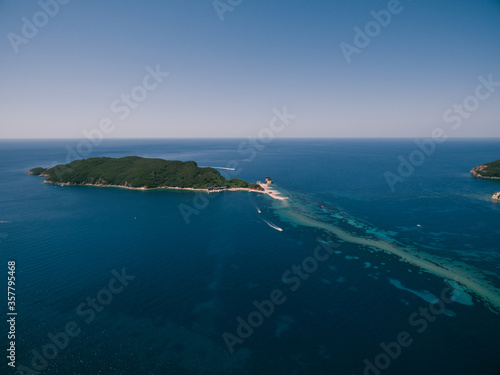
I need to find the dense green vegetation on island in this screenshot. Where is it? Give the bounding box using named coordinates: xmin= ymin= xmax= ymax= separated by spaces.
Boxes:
xmin=29 ymin=156 xmax=264 ymax=190
xmin=28 ymin=167 xmax=48 ymax=175
xmin=471 ymin=160 xmax=500 ymax=179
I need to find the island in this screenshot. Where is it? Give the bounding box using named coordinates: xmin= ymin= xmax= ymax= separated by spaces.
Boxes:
xmin=28 ymin=156 xmax=274 ymax=195
xmin=470 ymin=159 xmax=500 ymax=179
xmin=471 ymin=160 xmax=500 ymax=201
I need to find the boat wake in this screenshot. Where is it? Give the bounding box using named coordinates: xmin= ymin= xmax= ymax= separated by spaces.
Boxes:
xmin=263 ymin=219 xmax=283 ymax=232
xmin=199 ymin=166 xmax=236 ymax=171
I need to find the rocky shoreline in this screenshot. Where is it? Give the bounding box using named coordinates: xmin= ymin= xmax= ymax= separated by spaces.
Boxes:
xmin=470 ymin=164 xmax=500 ymax=201
xmin=470 ymin=164 xmax=500 ymax=179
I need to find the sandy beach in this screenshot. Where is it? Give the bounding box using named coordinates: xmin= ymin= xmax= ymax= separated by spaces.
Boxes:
xmin=257 ymin=183 xmax=289 ymax=200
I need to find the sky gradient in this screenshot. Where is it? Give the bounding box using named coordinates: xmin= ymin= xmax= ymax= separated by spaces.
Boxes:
xmin=1 ymin=0 xmax=499 ymax=138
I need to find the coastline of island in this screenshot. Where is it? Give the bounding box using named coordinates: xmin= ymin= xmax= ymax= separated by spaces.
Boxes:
xmin=38 ymin=178 xmax=289 ymax=201
xmin=257 ymin=181 xmax=288 ymax=200
xmin=470 ymin=160 xmax=500 ymax=201
xmin=470 ymin=164 xmax=500 ymax=180
xmin=28 ymin=156 xmax=289 ymax=201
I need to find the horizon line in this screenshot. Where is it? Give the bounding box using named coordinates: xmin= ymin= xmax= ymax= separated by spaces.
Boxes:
xmin=1 ymin=137 xmax=500 ymax=141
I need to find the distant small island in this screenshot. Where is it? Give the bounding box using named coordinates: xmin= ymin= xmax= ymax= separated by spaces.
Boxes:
xmin=471 ymin=160 xmax=500 ymax=201
xmin=470 ymin=160 xmax=500 ymax=179
xmin=28 ymin=156 xmax=276 ymax=195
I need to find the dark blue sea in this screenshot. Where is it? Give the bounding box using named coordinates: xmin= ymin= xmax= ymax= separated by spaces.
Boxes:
xmin=1 ymin=139 xmax=500 ymax=375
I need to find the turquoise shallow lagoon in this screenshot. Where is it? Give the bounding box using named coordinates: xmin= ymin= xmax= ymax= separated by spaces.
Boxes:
xmin=1 ymin=139 xmax=499 ymax=374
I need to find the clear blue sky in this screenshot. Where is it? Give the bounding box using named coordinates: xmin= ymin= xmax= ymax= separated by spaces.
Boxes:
xmin=1 ymin=0 xmax=499 ymax=138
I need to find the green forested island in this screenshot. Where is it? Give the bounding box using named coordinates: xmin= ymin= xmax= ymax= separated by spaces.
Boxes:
xmin=470 ymin=160 xmax=500 ymax=179
xmin=471 ymin=159 xmax=500 ymax=201
xmin=28 ymin=156 xmax=264 ymax=191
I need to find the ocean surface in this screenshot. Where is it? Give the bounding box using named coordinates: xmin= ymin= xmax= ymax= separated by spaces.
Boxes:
xmin=1 ymin=139 xmax=500 ymax=375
